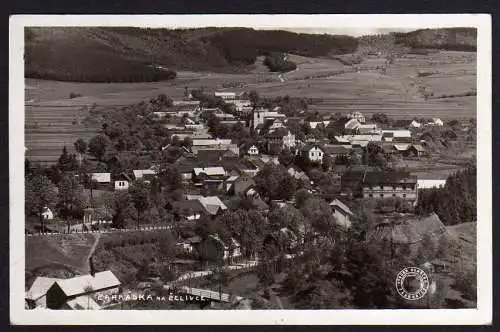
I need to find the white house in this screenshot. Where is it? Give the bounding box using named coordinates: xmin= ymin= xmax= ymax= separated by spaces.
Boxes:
xmin=114 ymin=173 xmax=131 ymax=191
xmin=417 ymin=179 xmax=447 ymax=189
xmin=302 ymin=146 xmax=324 ymax=163
xmin=41 ymin=206 xmax=54 ymax=220
xmin=344 ymin=118 xmax=361 ymax=131
xmin=91 ymin=173 xmax=111 ymax=184
xmin=410 ymin=120 xmax=422 ymax=128
xmin=432 ymin=118 xmax=444 ymax=126
xmin=248 ymin=145 xmax=259 ymax=156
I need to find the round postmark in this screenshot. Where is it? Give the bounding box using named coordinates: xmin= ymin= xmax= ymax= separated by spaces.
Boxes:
xmin=395 ymin=267 xmax=430 ymax=300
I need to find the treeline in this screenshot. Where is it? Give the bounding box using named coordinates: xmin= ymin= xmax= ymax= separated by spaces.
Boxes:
xmin=263 ymin=52 xmax=297 ymax=72
xmin=393 ymin=28 xmax=477 ymax=52
xmin=25 ymin=27 xmax=357 ymax=81
xmin=416 ymin=163 xmax=477 ymax=225
xmin=26 ymin=40 xmax=177 ymax=83
xmin=205 ymin=28 xmax=357 ymax=65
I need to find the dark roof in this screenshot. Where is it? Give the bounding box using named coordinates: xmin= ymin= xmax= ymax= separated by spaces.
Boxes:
xmin=171 ymin=200 xmax=206 ymax=216
xmin=392 ymin=120 xmax=412 ymax=128
xmin=323 ymin=145 xmax=350 ymax=155
xmin=265 ymin=128 xmax=290 ymax=139
xmin=363 ymin=171 xmax=417 ymax=185
xmin=234 ymin=175 xmax=256 ymax=195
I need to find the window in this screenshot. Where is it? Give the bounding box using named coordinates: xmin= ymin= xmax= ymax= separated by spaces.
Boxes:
xmin=379 ymin=185 xmax=383 ymax=190
xmin=380 ymin=194 xmax=384 ymax=198
xmin=369 ymin=194 xmax=373 ymax=198
xmin=402 ymin=185 xmax=406 ymax=190
xmin=392 ymin=193 xmax=396 ymax=197
xmin=403 ymin=194 xmax=407 ymax=198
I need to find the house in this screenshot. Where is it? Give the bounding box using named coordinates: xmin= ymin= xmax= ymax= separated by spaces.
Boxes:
xmin=214 ymin=91 xmax=236 ymax=101
xmin=407 ymin=144 xmax=425 ymax=157
xmin=186 ymin=195 xmax=228 ymax=216
xmin=171 ymin=199 xmax=206 ymax=221
xmin=382 ymin=130 xmax=412 ymax=142
xmin=247 ymin=145 xmax=259 ymax=156
xmin=45 ymin=271 xmax=121 ymax=310
xmin=233 ymin=99 xmax=253 ymax=114
xmin=417 ymin=179 xmax=446 ymax=189
xmin=253 ymin=109 xmax=286 ymax=130
xmin=192 ymin=167 xmax=227 ymax=185
xmin=251 ymin=197 xmax=270 ymax=213
xmin=132 ymin=169 xmax=156 ymax=183
xmin=225 ymin=174 xmax=258 ymax=197
xmin=410 ymin=120 xmax=422 ymax=129
xmin=301 ymin=146 xmax=324 ymax=163
xmin=308 ymin=120 xmax=331 ymax=130
xmin=287 ymin=165 xmax=311 ymax=182
xmin=344 ymin=118 xmax=361 ymax=132
xmin=265 ymin=128 xmax=296 ymax=151
xmin=361 ymin=171 xmax=418 ymax=204
xmin=26 ymin=277 xmax=61 ymax=309
xmin=329 ymin=198 xmax=354 ymax=229
xmin=347 ymin=111 xmax=366 ymax=123
xmin=357 ymin=123 xmax=378 ymax=134
xmin=41 ymin=206 xmax=54 ymax=220
xmin=393 ymin=144 xmax=411 ymax=154
xmin=197 ymin=234 xmax=242 ymax=262
xmin=432 ymin=118 xmax=444 ymax=126
xmin=323 ymin=145 xmax=351 ymax=159
xmin=114 ymin=172 xmax=131 ymax=191
xmin=91 ymin=173 xmax=111 ymax=188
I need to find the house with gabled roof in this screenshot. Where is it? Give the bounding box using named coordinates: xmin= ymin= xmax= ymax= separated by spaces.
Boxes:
xmin=26 ymin=276 xmax=61 ymax=309
xmin=45 ymin=271 xmax=121 ymax=310
xmin=329 ymin=198 xmax=354 ymax=229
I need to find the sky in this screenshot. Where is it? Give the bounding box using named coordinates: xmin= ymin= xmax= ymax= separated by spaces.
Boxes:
xmin=260 ymin=27 xmax=416 ymax=37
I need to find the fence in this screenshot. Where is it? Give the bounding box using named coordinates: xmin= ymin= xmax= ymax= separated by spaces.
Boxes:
xmin=26 ymin=225 xmax=172 ymax=237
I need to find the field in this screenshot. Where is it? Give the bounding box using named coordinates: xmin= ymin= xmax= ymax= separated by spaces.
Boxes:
xmin=25 ymin=50 xmax=476 ymax=164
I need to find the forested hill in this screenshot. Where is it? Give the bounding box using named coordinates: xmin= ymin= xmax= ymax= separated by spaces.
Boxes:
xmin=393 ymin=28 xmax=477 ymax=51
xmin=25 ymin=27 xmax=358 ymax=82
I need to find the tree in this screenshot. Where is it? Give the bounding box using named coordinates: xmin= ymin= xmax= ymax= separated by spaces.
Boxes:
xmin=277 ymin=173 xmax=297 ymax=201
xmin=88 ymin=134 xmax=110 ymax=162
xmin=129 ymin=181 xmax=150 ymax=229
xmin=112 ymin=191 xmax=136 ymax=228
xmin=57 ymin=146 xmax=78 ymax=172
xmin=295 ymin=188 xmax=312 ymax=209
xmin=248 ymin=90 xmax=259 ymax=106
xmin=322 ymin=153 xmax=333 ymax=171
xmin=58 ymin=173 xmax=87 ymax=232
xmin=74 ymin=138 xmax=88 ymax=155
xmin=25 ymin=174 xmax=58 ymax=232
xmin=300 ymin=197 xmax=337 ymax=240
xmin=278 ymin=148 xmax=295 ymax=167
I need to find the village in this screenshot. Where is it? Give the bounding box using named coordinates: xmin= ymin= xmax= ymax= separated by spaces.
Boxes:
xmin=25 ymin=86 xmax=477 ymax=310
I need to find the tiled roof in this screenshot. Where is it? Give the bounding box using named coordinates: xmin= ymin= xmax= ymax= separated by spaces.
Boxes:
xmin=363 ymin=171 xmax=417 ymax=185
xmin=193 ymin=167 xmax=226 ymax=176
xmin=329 ymin=198 xmax=353 ymax=216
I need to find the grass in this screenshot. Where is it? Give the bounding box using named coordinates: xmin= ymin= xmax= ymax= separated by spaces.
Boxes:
xmin=25 ymin=233 xmax=98 ymax=288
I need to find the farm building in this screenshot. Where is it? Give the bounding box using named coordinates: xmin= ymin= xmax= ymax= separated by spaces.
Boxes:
xmin=171 ymin=199 xmax=206 ymax=221
xmin=323 ymin=145 xmax=351 ymax=159
xmin=45 ymin=271 xmax=121 ymax=310
xmin=185 ymin=195 xmax=228 ymax=216
xmin=361 ymin=171 xmax=418 ymax=204
xmin=91 ymin=173 xmax=111 ymax=184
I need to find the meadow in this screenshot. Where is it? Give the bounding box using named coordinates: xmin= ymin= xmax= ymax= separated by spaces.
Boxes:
xmin=25 ymin=50 xmax=476 ymax=164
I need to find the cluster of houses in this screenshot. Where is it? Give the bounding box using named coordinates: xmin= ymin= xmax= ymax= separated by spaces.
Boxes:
xmin=65 ymin=92 xmax=450 ymax=263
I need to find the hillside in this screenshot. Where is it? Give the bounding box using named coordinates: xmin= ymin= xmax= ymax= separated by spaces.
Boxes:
xmin=393 ymin=28 xmax=477 ymax=51
xmin=25 ymin=27 xmax=358 ymax=82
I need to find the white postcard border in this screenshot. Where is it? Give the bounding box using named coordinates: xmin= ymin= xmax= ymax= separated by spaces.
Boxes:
xmin=10 ymin=14 xmax=492 ymax=325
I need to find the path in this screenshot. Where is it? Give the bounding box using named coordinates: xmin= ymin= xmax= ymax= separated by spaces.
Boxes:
xmin=85 ymin=232 xmax=101 ymax=273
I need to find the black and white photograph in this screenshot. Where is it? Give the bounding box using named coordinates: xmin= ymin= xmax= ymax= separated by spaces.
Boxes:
xmin=9 ymin=14 xmax=492 ymax=325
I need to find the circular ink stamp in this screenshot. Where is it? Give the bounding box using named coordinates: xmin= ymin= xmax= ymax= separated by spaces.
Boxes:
xmin=395 ymin=267 xmax=430 ymax=300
